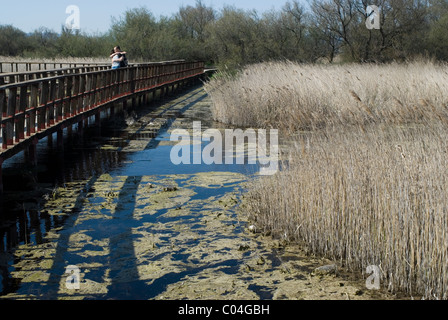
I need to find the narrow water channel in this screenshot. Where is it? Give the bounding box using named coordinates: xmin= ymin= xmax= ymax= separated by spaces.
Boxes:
xmin=0 ymin=85 xmax=387 ymax=300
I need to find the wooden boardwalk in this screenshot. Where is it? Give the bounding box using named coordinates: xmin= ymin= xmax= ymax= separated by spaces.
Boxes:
xmin=0 ymin=60 xmax=205 ymax=192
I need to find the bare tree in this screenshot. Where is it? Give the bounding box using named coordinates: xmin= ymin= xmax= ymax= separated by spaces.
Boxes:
xmin=177 ymin=0 xmax=216 ymax=43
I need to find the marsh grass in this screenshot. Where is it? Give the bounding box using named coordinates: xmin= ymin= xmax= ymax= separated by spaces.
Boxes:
xmin=205 ymin=60 xmax=448 ymax=299
xmin=205 ymin=60 xmax=448 ymax=132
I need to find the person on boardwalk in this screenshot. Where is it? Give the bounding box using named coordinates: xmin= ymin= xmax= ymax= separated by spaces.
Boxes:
xmin=110 ymin=46 xmax=128 ymax=69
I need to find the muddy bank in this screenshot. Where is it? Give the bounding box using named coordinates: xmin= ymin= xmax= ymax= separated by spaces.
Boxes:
xmin=0 ymin=86 xmax=399 ymax=300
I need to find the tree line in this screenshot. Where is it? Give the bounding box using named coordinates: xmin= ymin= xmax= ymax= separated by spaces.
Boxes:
xmin=1 ymin=0 xmax=448 ymax=67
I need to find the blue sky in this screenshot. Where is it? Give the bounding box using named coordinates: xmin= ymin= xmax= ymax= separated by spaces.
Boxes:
xmin=0 ymin=0 xmax=301 ymax=34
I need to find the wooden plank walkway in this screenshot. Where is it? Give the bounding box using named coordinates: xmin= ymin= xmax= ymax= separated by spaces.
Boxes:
xmin=0 ymin=60 xmax=205 ymax=192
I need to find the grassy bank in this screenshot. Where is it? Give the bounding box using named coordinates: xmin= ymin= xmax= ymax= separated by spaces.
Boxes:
xmin=204 ymin=61 xmax=448 ymax=300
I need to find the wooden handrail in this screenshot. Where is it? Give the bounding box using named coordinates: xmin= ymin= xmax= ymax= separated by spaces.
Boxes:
xmin=0 ymin=65 xmax=110 ymax=86
xmin=0 ymin=60 xmax=188 ymax=74
xmin=0 ymin=61 xmax=108 ymax=73
xmin=0 ymin=61 xmax=190 ymax=86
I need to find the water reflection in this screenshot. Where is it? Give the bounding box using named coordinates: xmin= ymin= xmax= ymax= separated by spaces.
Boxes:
xmin=0 ymin=110 xmax=130 ymax=295
xmin=0 ymin=85 xmax=266 ymax=299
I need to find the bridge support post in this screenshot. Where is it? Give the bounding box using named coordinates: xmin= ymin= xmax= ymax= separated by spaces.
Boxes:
xmin=27 ymin=138 xmax=38 ymax=167
xmin=78 ymin=118 xmax=84 ymax=139
xmin=47 ymin=133 xmax=53 ymax=147
xmin=0 ymin=157 xmax=3 ymax=194
xmin=95 ymin=110 xmax=101 ymax=128
xmin=110 ymin=103 xmax=115 ymax=117
xmin=57 ymin=128 xmax=64 ymax=150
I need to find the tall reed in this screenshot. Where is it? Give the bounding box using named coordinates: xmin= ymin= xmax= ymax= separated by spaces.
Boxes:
xmin=204 ymin=60 xmax=448 ymax=133
xmin=206 ymin=60 xmax=448 ymax=299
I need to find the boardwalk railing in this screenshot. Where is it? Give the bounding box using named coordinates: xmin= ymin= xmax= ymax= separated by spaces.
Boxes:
xmin=0 ymin=61 xmax=108 ymax=73
xmin=0 ymin=60 xmax=205 ymax=191
xmin=0 ymin=65 xmax=111 ymax=85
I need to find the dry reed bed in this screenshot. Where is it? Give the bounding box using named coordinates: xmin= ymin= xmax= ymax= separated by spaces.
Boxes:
xmin=205 ymin=61 xmax=448 ymax=299
xmin=205 ymin=61 xmax=448 ymax=132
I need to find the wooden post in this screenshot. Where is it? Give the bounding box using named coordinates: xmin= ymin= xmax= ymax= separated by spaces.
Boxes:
xmin=95 ymin=110 xmax=101 ymax=128
xmin=57 ymin=128 xmax=64 ymax=150
xmin=27 ymin=138 xmax=38 ymax=166
xmin=123 ymin=98 xmax=128 ymax=112
xmin=47 ymin=133 xmax=53 ymax=147
xmin=39 ymin=81 xmax=49 ymax=131
xmin=86 ymin=74 xmax=93 ymax=111
xmin=0 ymin=87 xmax=6 ymax=149
xmin=78 ymin=117 xmax=84 ymax=139
xmin=110 ymin=102 xmax=115 ymax=117
xmin=6 ymin=87 xmax=17 ymax=147
xmin=71 ymin=74 xmax=80 ymax=117
xmin=79 ymin=74 xmax=86 ymax=114
xmin=29 ymin=84 xmax=38 ymax=135
xmin=17 ymin=85 xmax=28 ymax=142
xmin=0 ymin=157 xmax=3 ymax=194
xmin=57 ymin=77 xmax=65 ymax=122
xmin=90 ymin=73 xmax=97 ymax=109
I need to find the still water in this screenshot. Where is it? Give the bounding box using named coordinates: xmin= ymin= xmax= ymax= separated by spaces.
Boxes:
xmin=0 ymin=85 xmax=265 ymax=299
xmin=0 ymin=85 xmax=387 ymax=301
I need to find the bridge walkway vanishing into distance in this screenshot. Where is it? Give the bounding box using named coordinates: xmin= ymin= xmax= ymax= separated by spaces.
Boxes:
xmin=0 ymin=60 xmax=206 ymax=192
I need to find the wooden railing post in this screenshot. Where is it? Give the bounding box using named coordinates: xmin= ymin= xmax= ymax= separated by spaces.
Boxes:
xmin=57 ymin=76 xmax=65 ymax=122
xmin=38 ymin=81 xmax=49 ymax=131
xmin=48 ymin=79 xmax=56 ymax=126
xmin=5 ymin=87 xmax=17 ymax=147
xmin=0 ymin=157 xmax=3 ymax=193
xmin=29 ymin=83 xmax=38 ymax=135
xmin=0 ymin=87 xmax=6 ymax=149
xmin=17 ymin=85 xmax=28 ymax=142
xmin=79 ymin=74 xmax=86 ymax=114
xmin=65 ymin=75 xmax=73 ymax=119
xmin=70 ymin=74 xmax=79 ymax=117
